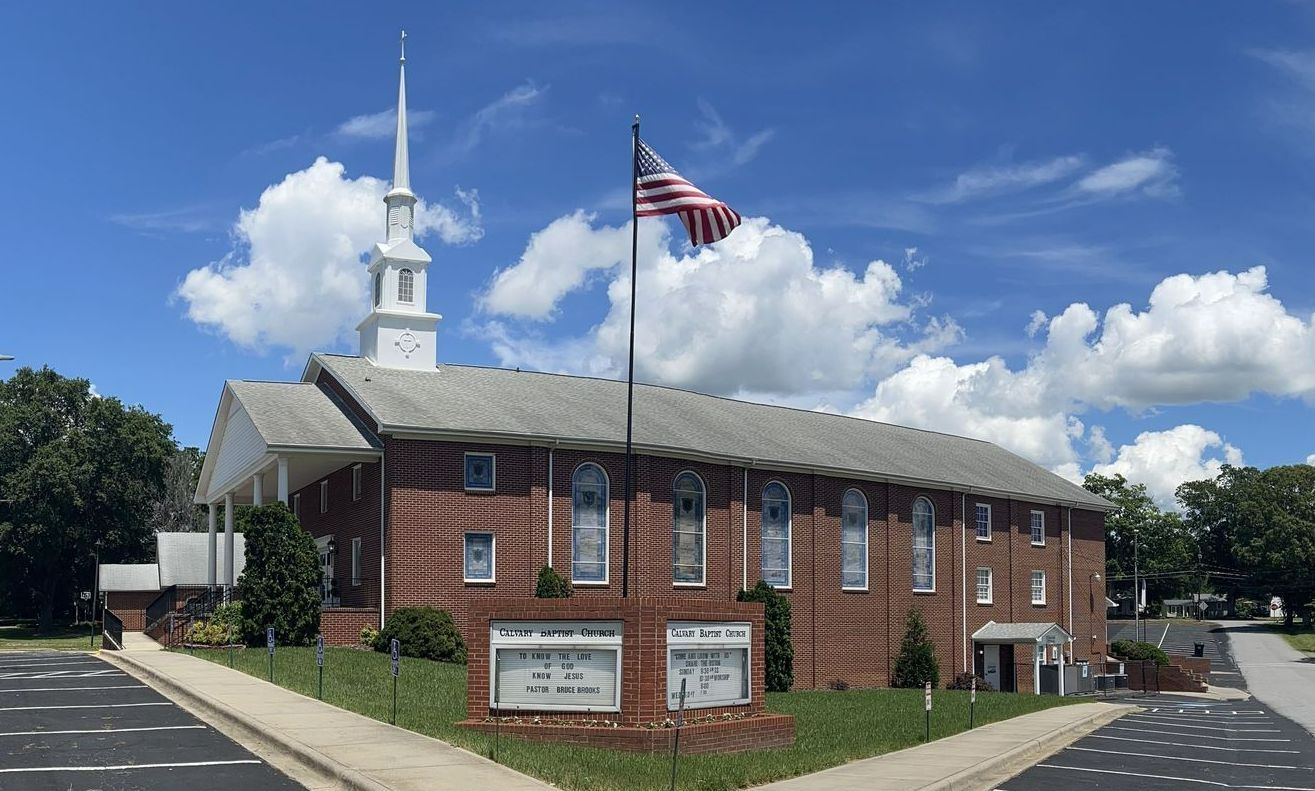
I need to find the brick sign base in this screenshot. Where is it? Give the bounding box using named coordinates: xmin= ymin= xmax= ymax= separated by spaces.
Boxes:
xmin=458 ymin=597 xmax=796 ymax=754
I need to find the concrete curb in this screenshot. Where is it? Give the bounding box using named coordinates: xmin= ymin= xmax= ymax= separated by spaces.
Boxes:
xmin=103 ymin=651 xmax=392 ymax=791
xmin=920 ymin=702 xmax=1137 ymax=791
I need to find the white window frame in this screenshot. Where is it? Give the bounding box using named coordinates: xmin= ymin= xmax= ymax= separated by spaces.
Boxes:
xmin=1030 ymin=510 xmax=1046 ymax=546
xmin=463 ymin=532 xmax=496 ymax=583
xmin=351 ymin=537 xmax=362 ymax=587
xmin=320 ymin=480 xmax=328 ymax=514
xmin=760 ymin=481 xmax=792 ymax=589
xmin=571 ymin=463 xmax=609 ymax=585
xmin=352 ymin=464 xmax=362 ymax=501
xmin=672 ymin=471 xmax=707 ymax=587
xmin=464 ymin=452 xmax=496 ymax=493
xmin=975 ymin=503 xmax=991 ymax=542
xmin=292 ymin=493 xmax=300 ymax=518
xmin=912 ymin=496 xmax=935 ymax=593
xmin=397 ymin=268 xmax=415 ymax=303
xmin=841 ymin=488 xmax=868 ymax=591
xmin=976 ymin=566 xmax=993 ymax=604
xmin=1031 ymin=569 xmax=1046 ymax=605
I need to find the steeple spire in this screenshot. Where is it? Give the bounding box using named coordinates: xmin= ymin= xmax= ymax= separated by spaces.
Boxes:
xmin=390 ymin=30 xmax=412 ymax=197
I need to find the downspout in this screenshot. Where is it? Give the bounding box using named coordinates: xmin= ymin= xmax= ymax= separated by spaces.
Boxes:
xmin=961 ymin=492 xmax=967 ymax=673
xmin=1066 ymin=506 xmax=1074 ymax=664
xmin=379 ymin=453 xmax=387 ymax=629
xmin=741 ymin=467 xmax=748 ymax=592
xmin=547 ymin=447 xmax=554 ymax=568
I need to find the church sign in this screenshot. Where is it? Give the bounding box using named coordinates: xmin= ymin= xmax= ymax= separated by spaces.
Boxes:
xmin=666 ymin=621 xmax=751 ymax=710
xmin=489 ymin=620 xmax=623 ymax=712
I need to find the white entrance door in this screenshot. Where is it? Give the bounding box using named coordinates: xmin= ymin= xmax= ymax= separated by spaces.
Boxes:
xmin=983 ymin=645 xmax=1001 ymax=691
xmin=316 ymin=536 xmax=336 ymax=606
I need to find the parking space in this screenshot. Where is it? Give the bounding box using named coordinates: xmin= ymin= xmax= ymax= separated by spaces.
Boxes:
xmin=1000 ymin=694 xmax=1315 ymax=790
xmin=1109 ymin=619 xmax=1246 ymax=687
xmin=0 ymin=650 xmax=303 ymax=791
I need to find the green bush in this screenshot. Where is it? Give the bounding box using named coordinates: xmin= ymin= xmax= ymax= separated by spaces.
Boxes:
xmin=376 ymin=607 xmax=466 ymax=664
xmin=1110 ymin=639 xmax=1170 ymax=666
xmin=946 ymin=671 xmax=993 ymax=691
xmin=892 ymin=608 xmax=939 ymax=688
xmin=234 ymin=504 xmax=322 ymax=647
xmin=359 ymin=624 xmax=380 ymax=649
xmin=184 ymin=603 xmax=242 ymax=646
xmin=737 ymin=580 xmax=793 ymax=692
xmin=534 ymin=566 xmax=573 ymax=598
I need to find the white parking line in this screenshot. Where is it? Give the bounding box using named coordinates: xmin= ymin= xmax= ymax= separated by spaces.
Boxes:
xmin=0 ymin=725 xmax=205 ymax=737
xmin=1087 ymin=733 xmax=1299 ymax=753
xmin=0 ymin=661 xmax=101 ymax=670
xmin=1036 ymin=764 xmax=1315 ymax=789
xmin=0 ymin=702 xmax=171 ymax=712
xmin=0 ymin=670 xmax=125 ymax=679
xmin=1066 ymin=746 xmax=1303 ymax=770
xmin=1158 ymin=623 xmax=1172 ymax=647
xmin=0 ymin=759 xmax=261 ymax=774
xmin=0 ymin=684 xmax=146 ymax=693
xmin=1123 ymin=716 xmax=1279 ymax=732
xmin=1104 ymin=725 xmax=1288 ymax=742
xmin=1136 ymin=712 xmax=1273 ymax=722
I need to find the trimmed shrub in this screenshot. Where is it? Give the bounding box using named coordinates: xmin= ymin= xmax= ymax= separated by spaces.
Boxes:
xmin=534 ymin=565 xmax=573 ymax=598
xmin=737 ymin=580 xmax=793 ymax=692
xmin=1110 ymin=639 xmax=1170 ymax=666
xmin=234 ymin=504 xmax=321 ymax=647
xmin=359 ymin=625 xmax=380 ymax=650
xmin=892 ymin=608 xmax=939 ymax=688
xmin=946 ymin=671 xmax=993 ymax=692
xmin=376 ymin=607 xmax=466 ymax=664
xmin=184 ymin=602 xmax=242 ymax=646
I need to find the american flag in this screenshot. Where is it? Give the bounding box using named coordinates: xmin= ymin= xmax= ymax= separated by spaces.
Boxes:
xmin=634 ymin=138 xmax=741 ymax=246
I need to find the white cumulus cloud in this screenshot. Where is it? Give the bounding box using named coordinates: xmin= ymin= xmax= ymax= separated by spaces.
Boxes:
xmin=1092 ymin=425 xmax=1244 ymax=510
xmin=176 ymin=157 xmax=481 ymax=355
xmin=480 ymin=214 xmax=958 ymax=397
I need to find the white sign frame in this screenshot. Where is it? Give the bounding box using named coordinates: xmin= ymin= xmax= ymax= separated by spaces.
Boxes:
xmin=489 ymin=620 xmax=624 ymax=713
xmin=666 ymin=621 xmax=752 ymax=711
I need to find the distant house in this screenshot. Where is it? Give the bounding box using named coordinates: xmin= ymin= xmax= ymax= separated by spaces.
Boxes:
xmin=1162 ymin=593 xmax=1230 ymax=619
xmin=98 ymin=533 xmax=246 ymax=631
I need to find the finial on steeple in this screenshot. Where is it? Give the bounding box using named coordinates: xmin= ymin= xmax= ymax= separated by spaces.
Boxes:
xmin=400 ymin=29 xmax=407 ymax=64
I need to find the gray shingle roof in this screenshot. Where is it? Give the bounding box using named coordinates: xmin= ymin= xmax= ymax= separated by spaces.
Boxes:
xmin=229 ymin=380 xmax=380 ymax=451
xmin=972 ymin=621 xmax=1073 ymax=643
xmin=98 ymin=564 xmax=160 ymax=592
xmin=157 ymin=532 xmax=246 ymax=587
xmin=310 ymin=354 xmax=1110 ymax=510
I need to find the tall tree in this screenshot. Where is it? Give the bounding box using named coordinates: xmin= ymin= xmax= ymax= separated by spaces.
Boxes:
xmin=0 ymin=367 xmax=173 ymax=631
xmin=149 ymin=447 xmax=206 ymax=532
xmin=1084 ymin=472 xmax=1195 ymax=592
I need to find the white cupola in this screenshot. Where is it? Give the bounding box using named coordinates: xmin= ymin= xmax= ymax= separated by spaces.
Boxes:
xmin=357 ymin=31 xmax=441 ymax=370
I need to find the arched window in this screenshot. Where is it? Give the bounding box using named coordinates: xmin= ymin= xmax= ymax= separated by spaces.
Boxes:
xmin=398 ymin=269 xmax=414 ymax=303
xmin=841 ymin=489 xmax=868 ymax=590
xmin=760 ymin=482 xmax=791 ymax=588
xmin=912 ymin=497 xmax=935 ymax=592
xmin=672 ymin=472 xmax=706 ymax=585
xmin=373 ymin=273 xmax=382 ymax=307
xmin=571 ymin=463 xmax=608 ymax=583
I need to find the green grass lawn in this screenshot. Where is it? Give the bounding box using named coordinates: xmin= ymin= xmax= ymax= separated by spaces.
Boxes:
xmin=185 ymin=645 xmax=1077 ymax=791
xmin=0 ymin=624 xmax=100 ymax=651
xmin=1264 ymin=623 xmax=1315 ymax=653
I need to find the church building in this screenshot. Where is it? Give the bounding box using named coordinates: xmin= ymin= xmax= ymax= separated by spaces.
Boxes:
xmin=194 ymin=44 xmax=1112 ymax=693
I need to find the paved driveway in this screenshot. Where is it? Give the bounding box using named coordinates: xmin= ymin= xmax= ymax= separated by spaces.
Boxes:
xmin=1001 ymin=694 xmax=1315 ymax=790
xmin=0 ymin=650 xmax=303 ymax=790
xmin=1219 ymin=620 xmax=1315 ymax=737
xmin=1109 ymin=619 xmax=1245 ymax=687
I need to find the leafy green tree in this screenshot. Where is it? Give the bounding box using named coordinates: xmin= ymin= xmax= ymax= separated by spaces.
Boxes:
xmin=737 ymin=580 xmax=794 ymax=692
xmin=1084 ymin=473 xmax=1196 ymax=598
xmin=891 ymin=608 xmax=939 ymax=688
xmin=235 ymin=504 xmax=321 ymax=646
xmin=534 ymin=565 xmax=572 ymax=598
xmin=0 ymin=367 xmax=173 ymax=631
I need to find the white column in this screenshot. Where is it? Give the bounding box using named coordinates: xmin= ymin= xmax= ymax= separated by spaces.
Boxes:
xmin=252 ymin=474 xmax=264 ymax=506
xmin=207 ymin=503 xmax=217 ymax=587
xmin=1058 ymin=646 xmax=1066 ymax=696
xmin=1034 ymin=645 xmax=1041 ymax=695
xmin=223 ymin=493 xmax=235 ymax=586
xmin=277 ymin=457 xmax=289 ymax=504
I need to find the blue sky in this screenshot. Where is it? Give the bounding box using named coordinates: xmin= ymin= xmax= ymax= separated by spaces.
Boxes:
xmin=3 ymin=3 xmax=1314 ymax=507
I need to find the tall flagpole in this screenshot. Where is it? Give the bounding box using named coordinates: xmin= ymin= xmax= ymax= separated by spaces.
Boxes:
xmin=621 ymin=114 xmax=640 ymax=598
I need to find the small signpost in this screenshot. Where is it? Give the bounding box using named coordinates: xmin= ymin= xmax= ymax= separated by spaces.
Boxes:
xmin=969 ymin=675 xmax=977 ymax=729
xmin=266 ymin=627 xmax=275 ymax=682
xmin=669 ymin=677 xmax=687 ymax=791
xmin=390 ymin=638 xmax=400 ymax=726
xmin=316 ymin=634 xmax=325 ymax=700
xmin=924 ymin=681 xmax=932 ymax=742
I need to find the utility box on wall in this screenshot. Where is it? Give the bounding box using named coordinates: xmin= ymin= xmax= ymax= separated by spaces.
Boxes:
xmin=460 ymin=597 xmax=795 ymax=754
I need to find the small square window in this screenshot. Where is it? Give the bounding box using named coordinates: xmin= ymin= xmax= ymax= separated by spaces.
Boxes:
xmin=352 ymin=464 xmax=362 ymax=501
xmin=292 ymin=493 xmax=300 ymax=518
xmin=465 ymin=453 xmax=495 ymax=492
xmin=320 ymin=480 xmax=329 ymax=514
xmin=1030 ymin=511 xmax=1045 ymax=546
xmin=464 ymin=532 xmax=495 ymax=582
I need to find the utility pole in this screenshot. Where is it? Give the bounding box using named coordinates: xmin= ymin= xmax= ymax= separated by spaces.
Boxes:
xmin=1133 ymin=530 xmax=1141 ymax=643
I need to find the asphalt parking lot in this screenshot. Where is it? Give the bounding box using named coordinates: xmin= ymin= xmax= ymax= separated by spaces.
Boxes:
xmin=1001 ymin=694 xmax=1315 ymax=790
xmin=0 ymin=650 xmax=303 ymax=791
xmin=1108 ymin=619 xmax=1245 ymax=687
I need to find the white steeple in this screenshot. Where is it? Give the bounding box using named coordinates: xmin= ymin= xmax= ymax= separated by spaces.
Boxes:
xmin=357 ymin=30 xmax=441 ymax=370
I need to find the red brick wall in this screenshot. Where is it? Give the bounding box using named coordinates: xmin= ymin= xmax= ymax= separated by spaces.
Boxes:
xmin=320 ymin=608 xmax=376 ymax=647
xmin=292 ymin=460 xmax=382 ymax=611
xmin=106 ymin=590 xmax=158 ymax=631
xmin=290 ymin=431 xmax=1106 ymax=692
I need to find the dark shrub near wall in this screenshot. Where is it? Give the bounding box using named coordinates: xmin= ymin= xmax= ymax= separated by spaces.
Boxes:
xmin=534 ymin=565 xmax=572 ymax=599
xmin=737 ymin=580 xmax=794 ymax=692
xmin=892 ymin=608 xmax=939 ymax=688
xmin=236 ymin=504 xmax=321 ymax=647
xmin=1111 ymin=639 xmax=1170 ymax=666
xmin=376 ymin=606 xmax=467 ymax=663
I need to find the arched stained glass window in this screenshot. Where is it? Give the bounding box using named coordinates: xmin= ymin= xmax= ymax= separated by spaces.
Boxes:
xmin=760 ymin=482 xmax=791 ymax=588
xmin=841 ymin=489 xmax=868 ymax=590
xmin=912 ymin=497 xmax=935 ymax=592
xmin=672 ymin=472 xmax=706 ymax=585
xmin=571 ymin=463 xmax=608 ymax=583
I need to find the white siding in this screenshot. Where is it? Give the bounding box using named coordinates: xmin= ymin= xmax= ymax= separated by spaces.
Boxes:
xmin=207 ymin=400 xmax=265 ymax=501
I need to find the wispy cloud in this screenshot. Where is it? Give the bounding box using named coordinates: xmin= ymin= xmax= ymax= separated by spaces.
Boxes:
xmin=110 ymin=205 xmax=220 ymax=234
xmin=917 ymin=155 xmax=1085 ymax=204
xmin=333 ymin=107 xmax=436 ymax=140
xmin=448 ymin=81 xmax=548 ymax=156
xmin=690 ymin=99 xmax=775 ymax=167
xmin=1075 ymin=147 xmax=1178 ymax=198
xmin=1250 ymin=48 xmax=1315 ymax=88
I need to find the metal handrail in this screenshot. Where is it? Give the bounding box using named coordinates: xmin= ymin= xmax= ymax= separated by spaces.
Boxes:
xmin=103 ymin=609 xmax=124 ymax=650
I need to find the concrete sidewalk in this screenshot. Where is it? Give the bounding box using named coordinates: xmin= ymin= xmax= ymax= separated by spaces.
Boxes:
xmin=102 ymin=640 xmax=550 ymax=791
xmin=749 ymin=700 xmax=1134 ymax=791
